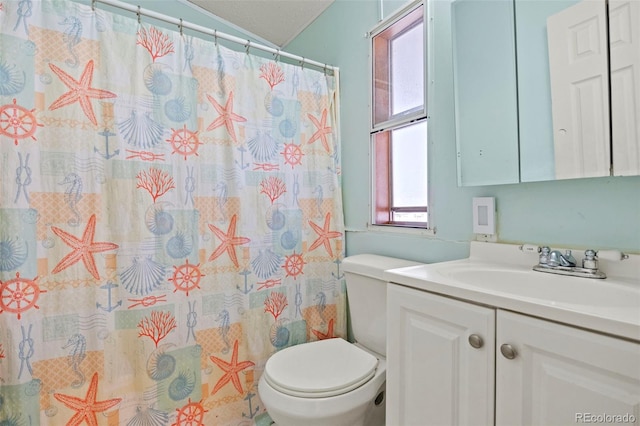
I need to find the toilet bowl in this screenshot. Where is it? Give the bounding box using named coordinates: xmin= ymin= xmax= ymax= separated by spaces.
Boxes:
xmin=258 ymin=339 xmax=386 ymax=426
xmin=258 ymin=254 xmax=422 ymax=426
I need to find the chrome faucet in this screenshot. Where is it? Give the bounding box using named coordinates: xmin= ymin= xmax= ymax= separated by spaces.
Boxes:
xmin=534 ymin=247 xmax=606 ymax=279
xmin=547 ymin=249 xmax=576 ymax=267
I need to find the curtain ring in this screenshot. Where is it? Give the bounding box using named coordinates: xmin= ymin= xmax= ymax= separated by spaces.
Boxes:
xmin=245 ymin=40 xmax=251 ymax=54
xmin=273 ymin=49 xmax=280 ymax=63
xmin=137 ymin=5 xmax=141 ymax=24
xmin=300 ymin=57 xmax=305 ymax=69
xmin=213 ymin=29 xmax=218 ymax=46
xmin=91 ymin=0 xmax=96 ymax=11
xmin=323 ymin=64 xmax=328 ymax=75
xmin=179 ymin=18 xmax=183 ymax=36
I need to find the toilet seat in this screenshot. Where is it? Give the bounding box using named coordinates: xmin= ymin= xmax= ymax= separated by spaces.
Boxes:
xmin=263 ymin=338 xmax=378 ymax=398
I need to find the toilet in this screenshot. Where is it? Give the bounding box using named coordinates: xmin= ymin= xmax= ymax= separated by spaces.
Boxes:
xmin=258 ymin=254 xmax=422 ymax=426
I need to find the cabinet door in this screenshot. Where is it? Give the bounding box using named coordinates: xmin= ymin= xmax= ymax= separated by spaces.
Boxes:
xmin=496 ymin=310 xmax=640 ymax=425
xmin=547 ymin=0 xmax=611 ymax=180
xmin=386 ymin=284 xmax=495 ymax=426
xmin=611 ymin=0 xmax=640 ymax=176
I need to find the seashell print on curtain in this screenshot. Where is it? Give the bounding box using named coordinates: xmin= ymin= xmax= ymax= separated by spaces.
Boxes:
xmin=0 ymin=0 xmax=346 ymax=424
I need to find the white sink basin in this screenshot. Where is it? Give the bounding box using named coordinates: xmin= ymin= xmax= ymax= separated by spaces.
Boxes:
xmin=383 ymin=242 xmax=640 ymax=341
xmin=431 ymin=262 xmax=640 ymax=308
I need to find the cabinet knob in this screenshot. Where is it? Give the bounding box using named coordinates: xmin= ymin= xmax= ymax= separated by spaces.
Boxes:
xmin=500 ymin=344 xmax=517 ymax=360
xmin=468 ymin=334 xmax=484 ymax=349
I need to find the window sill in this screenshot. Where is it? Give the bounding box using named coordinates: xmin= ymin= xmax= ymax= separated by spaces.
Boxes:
xmin=365 ymin=223 xmax=436 ymax=237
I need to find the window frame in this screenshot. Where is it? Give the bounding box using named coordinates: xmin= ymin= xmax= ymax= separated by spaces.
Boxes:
xmin=369 ymin=0 xmax=433 ymax=232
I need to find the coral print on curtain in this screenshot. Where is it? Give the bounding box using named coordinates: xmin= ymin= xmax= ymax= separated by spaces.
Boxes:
xmin=0 ymin=0 xmax=346 ymax=424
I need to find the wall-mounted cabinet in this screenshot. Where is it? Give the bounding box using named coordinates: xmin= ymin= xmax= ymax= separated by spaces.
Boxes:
xmin=452 ymin=0 xmax=640 ymax=185
xmin=452 ymin=0 xmax=520 ymax=186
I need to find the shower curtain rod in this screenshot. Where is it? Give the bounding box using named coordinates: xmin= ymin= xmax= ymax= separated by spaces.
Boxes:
xmin=92 ymin=0 xmax=336 ymax=73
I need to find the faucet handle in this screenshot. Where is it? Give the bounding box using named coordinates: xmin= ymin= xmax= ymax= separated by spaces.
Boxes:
xmin=562 ymin=250 xmax=577 ymax=267
xmin=538 ymin=246 xmax=551 ymax=266
xmin=583 ymin=249 xmax=598 ymax=270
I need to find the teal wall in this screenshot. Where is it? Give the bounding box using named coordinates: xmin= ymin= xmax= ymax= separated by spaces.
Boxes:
xmin=285 ymin=0 xmax=640 ymax=262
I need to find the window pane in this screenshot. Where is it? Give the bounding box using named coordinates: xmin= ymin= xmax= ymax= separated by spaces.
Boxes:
xmin=372 ymin=5 xmax=424 ymax=126
xmin=392 ymin=210 xmax=429 ymax=223
xmin=373 ymin=131 xmax=391 ymax=224
xmin=391 ymin=121 xmax=428 ymax=207
xmin=371 ymin=4 xmax=428 ymax=228
xmin=391 ymin=22 xmax=424 ymax=116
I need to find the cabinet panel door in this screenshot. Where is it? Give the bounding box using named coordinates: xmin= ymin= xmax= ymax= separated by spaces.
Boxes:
xmin=611 ymin=0 xmax=640 ymax=176
xmin=496 ymin=310 xmax=640 ymax=425
xmin=547 ymin=0 xmax=611 ymax=179
xmin=386 ymin=285 xmax=495 ymax=426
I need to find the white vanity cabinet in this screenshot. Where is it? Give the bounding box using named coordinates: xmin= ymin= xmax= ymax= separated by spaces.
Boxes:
xmin=386 ymin=284 xmax=496 ymax=426
xmin=497 ymin=310 xmax=640 ymax=425
xmin=386 ymin=284 xmax=640 ymax=426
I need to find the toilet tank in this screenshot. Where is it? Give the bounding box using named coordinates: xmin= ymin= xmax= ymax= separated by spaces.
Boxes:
xmin=342 ymin=255 xmax=423 ymax=356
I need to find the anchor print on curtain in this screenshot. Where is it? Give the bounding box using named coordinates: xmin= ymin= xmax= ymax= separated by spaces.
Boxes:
xmin=0 ymin=0 xmax=346 ymax=424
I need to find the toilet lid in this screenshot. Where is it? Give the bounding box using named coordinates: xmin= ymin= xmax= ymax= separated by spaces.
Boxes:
xmin=263 ymin=338 xmax=378 ymax=398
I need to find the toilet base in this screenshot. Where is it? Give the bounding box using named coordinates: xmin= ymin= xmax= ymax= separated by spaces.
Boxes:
xmin=363 ymin=381 xmax=386 ymax=426
xmin=261 ymin=379 xmax=386 ymax=426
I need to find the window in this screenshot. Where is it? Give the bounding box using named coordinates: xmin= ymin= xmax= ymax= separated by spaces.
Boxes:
xmin=371 ymin=1 xmax=429 ymax=228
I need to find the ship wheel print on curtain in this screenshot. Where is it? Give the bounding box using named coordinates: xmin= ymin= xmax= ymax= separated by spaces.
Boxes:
xmin=0 ymin=98 xmax=43 ymax=145
xmin=0 ymin=272 xmax=47 ymax=319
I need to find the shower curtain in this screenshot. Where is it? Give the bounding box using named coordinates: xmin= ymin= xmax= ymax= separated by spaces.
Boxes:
xmin=0 ymin=0 xmax=346 ymax=424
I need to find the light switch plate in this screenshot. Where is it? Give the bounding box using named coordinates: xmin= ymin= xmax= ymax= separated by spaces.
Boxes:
xmin=472 ymin=197 xmax=495 ymax=235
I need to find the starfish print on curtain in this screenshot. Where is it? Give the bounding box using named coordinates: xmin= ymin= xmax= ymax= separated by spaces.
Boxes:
xmin=206 ymin=92 xmax=247 ymax=143
xmin=209 ymin=340 xmax=255 ymax=395
xmin=48 ymin=60 xmax=117 ymax=125
xmin=53 ymin=372 xmax=122 ymax=426
xmin=208 ymin=214 xmax=251 ymax=268
xmin=50 ymin=214 xmax=119 ymax=280
xmin=307 ymin=109 xmax=332 ymax=153
xmin=308 ymin=212 xmax=342 ymax=258
xmin=312 ymin=318 xmax=336 ymax=340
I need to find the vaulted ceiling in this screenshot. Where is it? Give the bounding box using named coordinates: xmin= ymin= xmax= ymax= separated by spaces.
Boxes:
xmin=187 ymin=0 xmax=334 ymax=47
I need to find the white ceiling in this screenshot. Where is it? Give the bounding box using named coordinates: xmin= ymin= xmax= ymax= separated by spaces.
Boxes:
xmin=187 ymin=0 xmax=334 ymax=47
